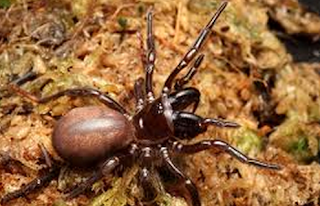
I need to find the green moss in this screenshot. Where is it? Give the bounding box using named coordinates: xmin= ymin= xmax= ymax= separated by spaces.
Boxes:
xmin=89 ymin=178 xmax=127 ymax=206
xmin=0 ymin=0 xmax=11 ymax=8
xmin=270 ymin=117 xmax=317 ymax=164
xmin=52 ymin=199 xmax=68 ymax=206
xmin=287 ymin=135 xmax=314 ymax=163
xmin=288 ymin=136 xmax=308 ymax=153
xmin=118 ymin=17 xmax=128 ymax=30
xmin=233 ymin=127 xmax=262 ymax=154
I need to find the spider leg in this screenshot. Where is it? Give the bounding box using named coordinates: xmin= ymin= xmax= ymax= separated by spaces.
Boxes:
xmin=145 ymin=9 xmax=156 ymax=103
xmin=169 ymin=88 xmax=200 ymax=113
xmin=174 ymin=54 xmax=204 ymax=91
xmin=134 ymin=77 xmax=145 ymax=111
xmin=11 ymin=70 xmax=38 ymax=86
xmin=171 ymin=140 xmax=281 ymax=170
xmin=172 ymin=111 xmax=239 ymax=140
xmin=139 ymin=167 xmax=158 ymax=203
xmin=138 ymin=147 xmax=158 ymax=203
xmin=66 ymin=170 xmax=103 ymax=199
xmin=9 ymin=83 xmax=128 ymax=115
xmin=137 ymin=32 xmax=147 ymax=68
xmin=38 ymin=143 xmax=53 ymax=168
xmin=1 ymin=165 xmax=61 ymax=204
xmin=163 ymin=2 xmax=228 ymax=94
xmin=1 ymin=144 xmax=61 ymax=204
xmin=160 ymin=147 xmax=201 ymax=206
xmin=68 ymin=144 xmax=138 ymax=199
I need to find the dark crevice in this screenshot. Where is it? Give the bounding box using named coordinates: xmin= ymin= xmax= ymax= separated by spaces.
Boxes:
xmin=267 ymin=14 xmax=320 ymax=63
xmin=252 ymin=70 xmax=286 ymax=130
xmin=298 ymin=0 xmax=320 ymax=15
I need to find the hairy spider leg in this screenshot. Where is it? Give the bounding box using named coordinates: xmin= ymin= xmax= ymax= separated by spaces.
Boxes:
xmin=163 ymin=1 xmax=228 ymax=94
xmin=145 ymin=9 xmax=156 ymax=103
xmin=9 ymin=83 xmax=128 ymax=115
xmin=174 ymin=54 xmax=205 ymax=90
xmin=172 ymin=141 xmax=280 ymax=169
xmin=134 ymin=77 xmax=145 ymax=111
xmin=160 ymin=147 xmax=201 ymax=206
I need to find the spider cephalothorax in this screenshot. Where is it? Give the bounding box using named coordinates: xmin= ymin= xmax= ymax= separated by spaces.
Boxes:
xmin=2 ymin=2 xmax=280 ymax=206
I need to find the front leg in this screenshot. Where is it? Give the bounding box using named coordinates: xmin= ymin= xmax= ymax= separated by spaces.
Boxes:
xmin=162 ymin=2 xmax=228 ymax=94
xmin=134 ymin=77 xmax=145 ymax=112
xmin=171 ymin=140 xmax=280 ymax=169
xmin=145 ymin=9 xmax=156 ymax=103
xmin=174 ymin=54 xmax=204 ymax=91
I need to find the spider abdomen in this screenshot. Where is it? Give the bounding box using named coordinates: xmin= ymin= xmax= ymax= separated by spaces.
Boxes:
xmin=52 ymin=106 xmax=134 ymax=166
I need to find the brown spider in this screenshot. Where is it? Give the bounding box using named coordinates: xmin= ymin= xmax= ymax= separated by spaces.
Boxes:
xmin=1 ymin=2 xmax=280 ymax=205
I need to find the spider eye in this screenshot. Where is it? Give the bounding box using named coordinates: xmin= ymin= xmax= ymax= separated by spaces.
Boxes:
xmin=156 ymin=103 xmax=163 ymax=114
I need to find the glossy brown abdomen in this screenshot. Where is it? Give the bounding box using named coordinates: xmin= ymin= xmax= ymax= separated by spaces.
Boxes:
xmin=52 ymin=106 xmax=134 ymax=166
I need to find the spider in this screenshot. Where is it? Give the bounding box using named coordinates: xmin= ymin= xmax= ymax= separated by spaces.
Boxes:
xmin=1 ymin=2 xmax=280 ymax=205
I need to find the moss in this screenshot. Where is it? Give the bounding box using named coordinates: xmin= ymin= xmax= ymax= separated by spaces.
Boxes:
xmin=117 ymin=17 xmax=128 ymax=30
xmin=89 ymin=178 xmax=128 ymax=206
xmin=270 ymin=117 xmax=318 ymax=164
xmin=52 ymin=199 xmax=68 ymax=206
xmin=0 ymin=0 xmax=11 ymax=8
xmin=287 ymin=135 xmax=314 ymax=164
xmin=232 ymin=127 xmax=262 ymax=155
